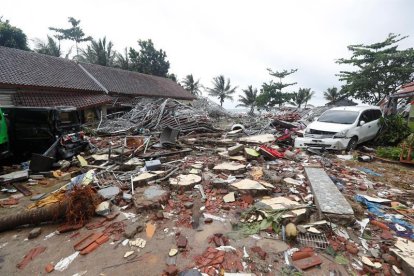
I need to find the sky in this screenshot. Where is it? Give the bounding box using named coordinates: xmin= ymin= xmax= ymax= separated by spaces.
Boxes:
xmin=2 ymin=0 xmax=414 ymax=108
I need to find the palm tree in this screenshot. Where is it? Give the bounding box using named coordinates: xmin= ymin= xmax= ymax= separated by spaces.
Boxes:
xmin=301 ymin=88 xmax=315 ymax=108
xmin=181 ymin=74 xmax=202 ymax=96
xmin=237 ymin=85 xmax=258 ymax=115
xmin=291 ymin=88 xmax=314 ymax=108
xmin=207 ymin=75 xmax=237 ymax=107
xmin=34 ymin=36 xmax=62 ymax=57
xmin=115 ymin=47 xmax=130 ymax=70
xmin=78 ymin=37 xmax=115 ymax=66
xmin=323 ymin=87 xmax=339 ymax=103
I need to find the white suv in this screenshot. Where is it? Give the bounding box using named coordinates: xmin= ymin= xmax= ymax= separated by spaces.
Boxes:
xmin=295 ymin=106 xmax=382 ymax=151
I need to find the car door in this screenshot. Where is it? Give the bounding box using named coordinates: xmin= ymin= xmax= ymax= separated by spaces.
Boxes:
xmin=357 ymin=110 xmax=372 ymax=142
xmin=363 ymin=110 xmax=378 ymax=140
xmin=367 ymin=109 xmax=382 ymax=139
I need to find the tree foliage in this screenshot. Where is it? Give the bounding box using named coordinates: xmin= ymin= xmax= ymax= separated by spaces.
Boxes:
xmin=114 ymin=47 xmax=130 ymax=70
xmin=257 ymin=68 xmax=297 ymax=109
xmin=0 ymin=18 xmax=29 ymax=50
xmin=34 ymin=36 xmax=63 ymax=57
xmin=337 ymin=33 xmax=414 ymax=104
xmin=237 ymin=85 xmax=258 ymax=115
xmin=323 ymin=86 xmax=341 ymax=102
xmin=292 ymin=88 xmax=314 ymax=108
xmin=78 ymin=37 xmax=115 ymax=66
xmin=374 ymin=115 xmax=411 ymax=146
xmin=49 ymin=17 xmax=92 ymax=56
xmin=207 ymin=75 xmax=237 ymax=107
xmin=167 ymin=73 xmax=178 ymax=83
xmin=129 ymin=39 xmax=170 ymax=77
xmin=182 ymin=74 xmax=202 ymax=96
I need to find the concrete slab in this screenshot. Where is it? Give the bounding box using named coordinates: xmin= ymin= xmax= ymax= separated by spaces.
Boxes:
xmin=305 ymin=167 xmax=354 ymax=222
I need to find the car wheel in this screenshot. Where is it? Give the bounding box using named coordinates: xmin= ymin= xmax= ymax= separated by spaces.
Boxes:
xmin=346 ymin=137 xmax=358 ymax=152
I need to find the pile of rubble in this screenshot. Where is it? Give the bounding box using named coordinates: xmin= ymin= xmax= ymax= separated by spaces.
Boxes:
xmin=0 ymin=103 xmax=413 ymax=276
xmin=97 ymin=98 xmax=221 ymax=135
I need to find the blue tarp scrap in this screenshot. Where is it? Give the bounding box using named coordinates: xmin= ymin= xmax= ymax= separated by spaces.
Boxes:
xmin=357 ymin=167 xmax=383 ymax=177
xmin=355 ymin=194 xmax=414 ymax=239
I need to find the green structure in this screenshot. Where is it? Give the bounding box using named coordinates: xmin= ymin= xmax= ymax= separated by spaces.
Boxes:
xmin=0 ymin=108 xmax=9 ymax=155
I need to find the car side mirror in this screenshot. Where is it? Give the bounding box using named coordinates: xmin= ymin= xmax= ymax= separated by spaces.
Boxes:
xmin=359 ymin=120 xmax=365 ymax=126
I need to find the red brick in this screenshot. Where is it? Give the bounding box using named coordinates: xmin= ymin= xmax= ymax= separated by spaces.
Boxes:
xmin=177 ymin=235 xmax=188 ymax=248
xmin=164 ymin=265 xmax=178 ymax=276
xmin=381 ymin=230 xmax=394 ymax=240
xmin=292 ymin=251 xmax=313 ymax=261
xmin=74 ymin=232 xmax=104 ymax=251
xmin=346 ymin=243 xmax=359 ymax=255
xmin=80 ymin=241 xmax=99 ymax=255
xmin=96 ymin=234 xmax=109 ymax=245
xmin=293 ymin=255 xmax=323 ymax=270
xmin=251 ymin=246 xmax=267 ymax=260
xmin=45 ymin=263 xmax=54 ymax=273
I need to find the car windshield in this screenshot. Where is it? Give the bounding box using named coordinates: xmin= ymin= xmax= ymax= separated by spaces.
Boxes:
xmin=318 ymin=110 xmax=359 ymax=124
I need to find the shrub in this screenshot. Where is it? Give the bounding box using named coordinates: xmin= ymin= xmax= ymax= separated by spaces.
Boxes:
xmin=374 ymin=115 xmax=411 ymax=146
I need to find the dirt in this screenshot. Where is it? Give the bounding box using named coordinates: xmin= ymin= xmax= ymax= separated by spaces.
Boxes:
xmin=344 ymin=158 xmax=414 ymax=190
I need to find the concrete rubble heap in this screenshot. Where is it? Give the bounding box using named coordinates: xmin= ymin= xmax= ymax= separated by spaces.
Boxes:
xmin=0 ymin=101 xmax=413 ymax=276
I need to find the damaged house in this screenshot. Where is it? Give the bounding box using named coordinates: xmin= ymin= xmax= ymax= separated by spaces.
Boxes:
xmin=0 ymin=46 xmax=194 ymax=123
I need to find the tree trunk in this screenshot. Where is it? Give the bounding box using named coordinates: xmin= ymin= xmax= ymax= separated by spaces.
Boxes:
xmin=250 ymin=106 xmax=254 ymax=116
xmin=0 ymin=201 xmax=67 ymax=232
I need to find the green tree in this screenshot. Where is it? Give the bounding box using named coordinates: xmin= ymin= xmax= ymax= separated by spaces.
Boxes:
xmin=237 ymin=85 xmax=258 ymax=115
xmin=323 ymin=86 xmax=340 ymax=102
xmin=78 ymin=37 xmax=115 ymax=66
xmin=292 ymin=88 xmax=314 ymax=108
xmin=337 ymin=33 xmax=414 ymax=104
xmin=0 ymin=18 xmax=29 ymax=50
xmin=256 ymin=69 xmax=297 ymax=109
xmin=49 ymin=17 xmax=92 ymax=56
xmin=129 ymin=39 xmax=170 ymax=77
xmin=34 ymin=36 xmax=62 ymax=57
xmin=115 ymin=47 xmax=130 ymax=70
xmin=207 ymin=75 xmax=237 ymax=107
xmin=167 ymin=73 xmax=178 ymax=83
xmin=182 ymin=74 xmax=202 ymax=96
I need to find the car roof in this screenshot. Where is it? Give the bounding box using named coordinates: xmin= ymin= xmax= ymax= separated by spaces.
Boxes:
xmin=328 ymin=106 xmax=381 ymax=112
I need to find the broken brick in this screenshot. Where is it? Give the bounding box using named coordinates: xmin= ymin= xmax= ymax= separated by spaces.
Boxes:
xmin=382 ymin=253 xmax=398 ymax=266
xmin=346 ymin=243 xmax=359 ymax=255
xmin=381 ymin=230 xmax=395 ymax=240
xmin=45 ymin=263 xmax=54 ymax=273
xmin=251 ymin=246 xmax=267 ymax=260
xmin=164 ymin=264 xmax=178 ymax=276
xmin=96 ymin=234 xmax=110 ymax=245
xmin=80 ymin=241 xmax=100 ymax=255
xmin=17 ymin=246 xmax=47 ymax=270
xmin=28 ymin=227 xmax=42 ymax=239
xmin=293 ymin=255 xmax=323 ymax=270
xmin=241 ymin=194 xmax=254 ymax=204
xmin=177 ymin=235 xmax=188 ymax=248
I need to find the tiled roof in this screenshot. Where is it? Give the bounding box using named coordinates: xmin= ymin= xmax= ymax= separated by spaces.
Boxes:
xmin=13 ymin=90 xmax=113 ymax=110
xmin=0 ymin=46 xmax=195 ymax=100
xmin=79 ymin=63 xmax=195 ymax=100
xmin=0 ymin=46 xmax=104 ymax=92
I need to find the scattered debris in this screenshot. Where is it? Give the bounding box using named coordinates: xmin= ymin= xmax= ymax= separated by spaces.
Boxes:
xmin=0 ymin=103 xmax=413 ymax=275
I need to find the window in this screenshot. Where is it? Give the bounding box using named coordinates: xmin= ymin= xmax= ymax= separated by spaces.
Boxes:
xmin=318 ymin=110 xmax=359 ymax=124
xmin=359 ymin=111 xmax=370 ymax=123
xmin=371 ymin=110 xmax=382 ymax=121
